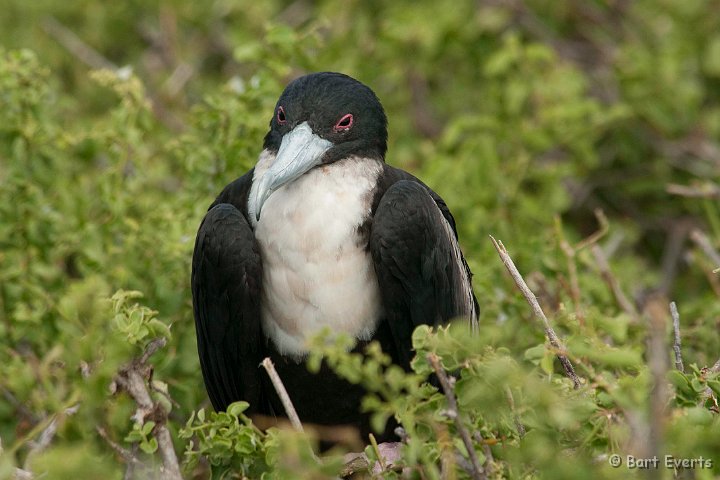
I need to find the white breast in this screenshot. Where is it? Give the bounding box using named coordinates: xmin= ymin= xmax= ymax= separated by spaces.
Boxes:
xmin=252 ymin=152 xmax=384 ymax=358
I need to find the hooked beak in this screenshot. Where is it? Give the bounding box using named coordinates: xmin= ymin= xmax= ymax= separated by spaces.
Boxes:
xmin=248 ymin=122 xmax=333 ymax=222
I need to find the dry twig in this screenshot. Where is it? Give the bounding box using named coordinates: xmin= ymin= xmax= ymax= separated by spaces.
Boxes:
xmin=667 ymin=183 xmax=720 ymax=199
xmin=690 ymin=229 xmax=720 ymax=268
xmin=97 ymin=425 xmax=145 ymax=480
xmin=340 ymin=442 xmax=403 ymax=478
xmin=504 ymin=386 xmax=525 ymax=438
xmin=41 ymin=16 xmax=117 ymax=70
xmin=340 ymin=452 xmax=371 ymax=477
xmin=592 ymin=244 xmax=639 ymax=320
xmin=259 ymin=358 xmax=404 ymax=477
xmin=435 ymin=424 xmax=457 ymax=480
xmin=490 ymin=236 xmax=582 ymax=389
xmin=481 ymin=444 xmax=495 ymax=477
xmin=670 ymin=302 xmax=684 ymax=373
xmin=699 ymin=358 xmax=720 ymax=410
xmin=554 ymin=210 xmax=609 ymax=326
xmin=110 ymin=338 xmax=182 ymax=480
xmin=645 ymin=298 xmax=669 ymax=469
xmin=260 ymin=358 xmax=304 ymax=433
xmin=96 ymin=426 xmax=140 ymax=464
xmin=428 ymin=353 xmax=486 ymax=480
xmin=689 ymin=229 xmax=720 ymax=296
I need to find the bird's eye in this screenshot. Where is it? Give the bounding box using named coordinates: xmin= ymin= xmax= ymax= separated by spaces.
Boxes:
xmin=333 ymin=113 xmax=353 ymax=132
xmin=277 ymin=106 xmax=287 ymax=125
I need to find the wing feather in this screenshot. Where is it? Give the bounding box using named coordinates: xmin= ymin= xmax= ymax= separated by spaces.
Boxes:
xmin=369 ymin=179 xmax=478 ymax=367
xmin=191 ymin=202 xmax=265 ymax=412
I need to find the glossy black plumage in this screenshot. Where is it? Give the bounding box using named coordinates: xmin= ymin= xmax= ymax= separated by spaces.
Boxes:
xmin=191 ymin=72 xmax=478 ymax=441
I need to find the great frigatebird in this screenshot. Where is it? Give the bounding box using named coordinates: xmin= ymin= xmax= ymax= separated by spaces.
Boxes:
xmin=192 ymin=72 xmax=478 ymax=441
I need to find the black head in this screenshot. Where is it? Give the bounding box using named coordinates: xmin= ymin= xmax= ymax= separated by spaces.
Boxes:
xmin=262 ymin=72 xmax=388 ymax=162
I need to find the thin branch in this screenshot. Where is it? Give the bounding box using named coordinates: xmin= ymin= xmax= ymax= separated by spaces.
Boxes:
xmin=504 ymin=386 xmax=525 ymax=438
xmin=554 ymin=210 xmax=608 ymax=327
xmin=2 ymin=387 xmax=39 ymax=425
xmin=260 ymin=358 xmax=304 ymax=433
xmin=340 ymin=442 xmax=403 ymax=478
xmin=699 ymin=357 xmax=720 ymax=410
xmin=481 ymin=444 xmax=495 ymax=478
xmin=592 ymin=244 xmax=639 ymax=320
xmin=645 ymin=298 xmax=669 ymax=468
xmin=14 ymin=468 xmax=33 ymax=480
xmin=690 ymin=229 xmax=720 ymax=268
xmin=670 ymin=302 xmax=684 ymax=373
xmin=667 ymin=182 xmax=720 ymax=199
xmin=340 ymin=452 xmax=371 ymax=478
xmin=41 ymin=16 xmax=117 ymax=70
xmin=575 ymin=209 xmax=609 ymax=251
xmin=490 ymin=235 xmax=582 ymax=389
xmin=96 ymin=426 xmax=143 ymax=466
xmin=428 ymin=353 xmax=486 ymax=480
xmin=658 ymin=221 xmax=691 ymax=296
xmin=556 ymin=227 xmax=584 ymax=326
xmin=15 ymin=404 xmax=79 ymax=479
xmin=369 ymin=433 xmax=386 ymax=472
xmin=110 ymin=338 xmax=182 ymax=480
xmin=712 ymin=358 xmax=720 ymax=373
xmin=435 ymin=424 xmax=456 ymax=480
xmin=140 ymin=337 xmax=167 ymax=365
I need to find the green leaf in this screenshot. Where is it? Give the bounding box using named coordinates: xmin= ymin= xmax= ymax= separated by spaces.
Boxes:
xmin=227 ymin=401 xmax=250 ymax=417
xmin=140 ymin=438 xmax=158 ymax=454
xmin=141 ymin=421 xmax=156 ymax=436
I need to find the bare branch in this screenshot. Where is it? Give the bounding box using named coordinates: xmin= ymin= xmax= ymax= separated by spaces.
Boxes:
xmin=111 ymin=338 xmax=182 ymax=480
xmin=41 ymin=16 xmax=117 ymax=70
xmin=575 ymin=209 xmax=609 ymax=251
xmin=162 ymin=63 xmax=194 ymax=98
xmin=14 ymin=468 xmax=33 ymax=480
xmin=21 ymin=404 xmax=80 ymax=475
xmin=557 ymin=228 xmax=584 ymax=326
xmin=698 ymin=357 xmax=720 ymax=409
xmin=428 ymin=353 xmax=486 ymax=480
xmin=340 ymin=452 xmax=371 ymax=477
xmin=436 ymin=424 xmax=456 ymax=480
xmin=490 ymin=235 xmax=582 ymax=389
xmin=96 ymin=426 xmax=143 ymax=466
xmin=645 ymin=298 xmax=669 ymax=467
xmin=260 ymin=358 xmax=304 ymax=434
xmin=140 ymin=337 xmax=167 ymax=365
xmin=690 ymin=229 xmax=720 ymax=268
xmin=592 ymin=244 xmax=639 ymax=320
xmin=670 ymin=302 xmax=684 ymax=373
xmin=2 ymin=387 xmax=39 ymax=425
xmin=481 ymin=443 xmax=495 ymax=478
xmin=667 ymin=182 xmax=720 ymax=199
xmin=554 ymin=210 xmax=608 ymax=326
xmin=340 ymin=442 xmax=403 ymax=478
xmin=504 ymin=386 xmax=525 ymax=438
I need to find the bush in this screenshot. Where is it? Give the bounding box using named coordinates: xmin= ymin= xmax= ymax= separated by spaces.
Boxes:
xmin=1 ymin=2 xmax=719 ymax=478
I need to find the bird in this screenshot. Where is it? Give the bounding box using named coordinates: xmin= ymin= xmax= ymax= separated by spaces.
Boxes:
xmin=191 ymin=72 xmax=478 ymax=442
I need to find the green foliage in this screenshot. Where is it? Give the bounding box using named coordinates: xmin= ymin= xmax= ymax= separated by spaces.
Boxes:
xmin=180 ymin=402 xmax=271 ymax=477
xmin=111 ymin=290 xmax=171 ymax=346
xmin=125 ymin=420 xmax=159 ymax=455
xmin=1 ymin=1 xmax=720 ymax=478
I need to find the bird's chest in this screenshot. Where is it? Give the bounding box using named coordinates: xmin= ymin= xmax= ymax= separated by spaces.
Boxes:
xmin=253 ymin=159 xmax=384 ymax=357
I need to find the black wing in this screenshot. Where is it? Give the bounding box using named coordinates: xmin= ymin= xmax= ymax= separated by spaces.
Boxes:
xmin=191 ymin=171 xmax=266 ymax=412
xmin=369 ymin=175 xmax=478 ymax=368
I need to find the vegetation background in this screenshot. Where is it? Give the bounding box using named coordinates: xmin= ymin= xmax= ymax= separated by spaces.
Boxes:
xmin=1 ymin=0 xmax=719 ymax=478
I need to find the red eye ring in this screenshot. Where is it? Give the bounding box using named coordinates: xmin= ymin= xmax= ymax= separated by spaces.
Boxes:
xmin=277 ymin=106 xmax=287 ymax=125
xmin=333 ymin=113 xmax=353 ymax=132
